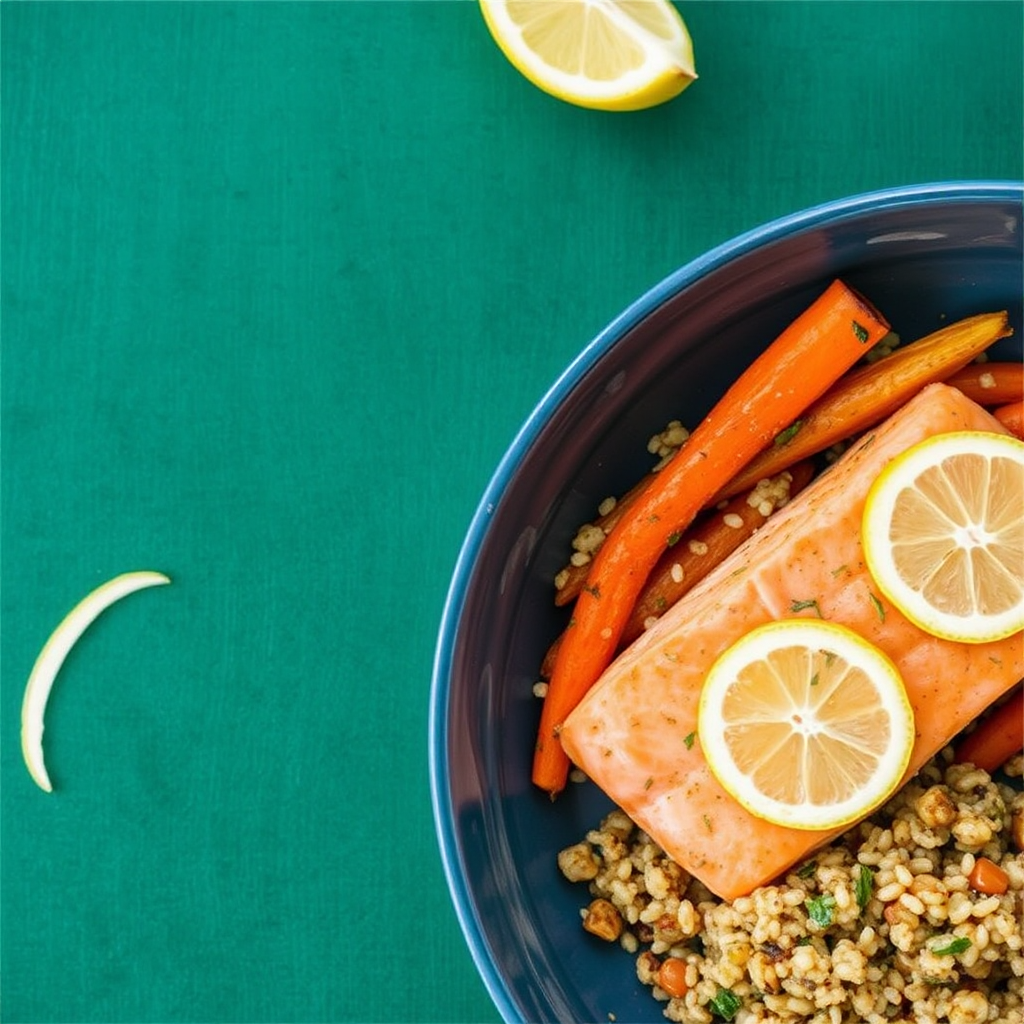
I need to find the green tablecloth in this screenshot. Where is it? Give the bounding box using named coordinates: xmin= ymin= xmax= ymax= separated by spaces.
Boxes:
xmin=2 ymin=3 xmax=1021 ymax=1021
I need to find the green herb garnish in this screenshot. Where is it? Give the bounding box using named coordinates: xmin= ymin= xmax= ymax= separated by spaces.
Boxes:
xmin=805 ymin=893 xmax=837 ymax=928
xmin=684 ymin=731 xmax=696 ymax=750
xmin=855 ymin=865 xmax=873 ymax=909
xmin=852 ymin=320 xmax=870 ymax=343
xmin=809 ymin=672 xmax=820 ymax=687
xmin=868 ymin=592 xmax=885 ymax=622
xmin=774 ymin=420 xmax=803 ymax=447
xmin=796 ymin=861 xmax=818 ymax=879
xmin=790 ymin=598 xmax=822 ymax=617
xmin=931 ymin=937 xmax=972 ymax=956
xmin=708 ymin=987 xmax=742 ymax=1021
xmin=667 ymin=531 xmax=682 ymax=547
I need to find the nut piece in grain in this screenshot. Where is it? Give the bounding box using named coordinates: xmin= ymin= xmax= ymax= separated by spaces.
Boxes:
xmin=558 ymin=842 xmax=600 ymax=883
xmin=583 ymin=898 xmax=624 ymax=942
xmin=1012 ymin=807 xmax=1024 ymax=852
xmin=915 ymin=785 xmax=958 ymax=828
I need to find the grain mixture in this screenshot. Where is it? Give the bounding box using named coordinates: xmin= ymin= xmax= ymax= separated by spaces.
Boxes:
xmin=559 ymin=749 xmax=1024 ymax=1024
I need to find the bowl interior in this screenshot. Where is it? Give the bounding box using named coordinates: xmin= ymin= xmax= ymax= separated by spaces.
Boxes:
xmin=431 ymin=183 xmax=1024 ymax=1024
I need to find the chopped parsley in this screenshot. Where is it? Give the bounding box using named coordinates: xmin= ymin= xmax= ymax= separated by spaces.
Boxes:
xmin=796 ymin=860 xmax=818 ymax=879
xmin=855 ymin=865 xmax=873 ymax=909
xmin=644 ymin=776 xmax=654 ymax=790
xmin=684 ymin=731 xmax=696 ymax=750
xmin=805 ymin=893 xmax=837 ymax=928
xmin=852 ymin=320 xmax=870 ymax=343
xmin=809 ymin=671 xmax=820 ymax=687
xmin=790 ymin=598 xmax=822 ymax=617
xmin=796 ymin=935 xmax=814 ymax=947
xmin=868 ymin=592 xmax=885 ymax=622
xmin=708 ymin=987 xmax=742 ymax=1021
xmin=931 ymin=936 xmax=972 ymax=956
xmin=667 ymin=531 xmax=682 ymax=547
xmin=774 ymin=420 xmax=803 ymax=447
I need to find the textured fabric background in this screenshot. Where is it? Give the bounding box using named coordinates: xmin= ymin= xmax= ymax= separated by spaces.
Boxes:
xmin=2 ymin=2 xmax=1021 ymax=1022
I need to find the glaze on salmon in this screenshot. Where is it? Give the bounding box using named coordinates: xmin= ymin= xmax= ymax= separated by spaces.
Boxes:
xmin=559 ymin=384 xmax=1024 ymax=900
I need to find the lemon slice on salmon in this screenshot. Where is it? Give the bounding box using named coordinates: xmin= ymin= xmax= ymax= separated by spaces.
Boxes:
xmin=478 ymin=0 xmax=697 ymax=112
xmin=862 ymin=431 xmax=1024 ymax=644
xmin=698 ymin=620 xmax=915 ymax=831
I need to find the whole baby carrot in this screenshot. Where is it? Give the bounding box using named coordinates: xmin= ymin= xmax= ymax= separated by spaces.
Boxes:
xmin=944 ymin=362 xmax=1023 ymax=406
xmin=533 ymin=280 xmax=891 ymax=795
xmin=955 ymin=687 xmax=1023 ymax=773
xmin=994 ymin=400 xmax=1024 ymax=439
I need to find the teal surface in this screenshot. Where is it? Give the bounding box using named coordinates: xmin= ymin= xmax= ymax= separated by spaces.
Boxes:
xmin=2 ymin=3 xmax=1021 ymax=1022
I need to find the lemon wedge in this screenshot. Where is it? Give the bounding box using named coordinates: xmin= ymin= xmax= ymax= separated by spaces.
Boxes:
xmin=863 ymin=431 xmax=1024 ymax=644
xmin=698 ymin=620 xmax=915 ymax=831
xmin=21 ymin=570 xmax=170 ymax=792
xmin=478 ymin=0 xmax=697 ymax=111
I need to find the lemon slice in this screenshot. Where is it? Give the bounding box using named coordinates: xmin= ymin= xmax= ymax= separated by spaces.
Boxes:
xmin=698 ymin=620 xmax=915 ymax=831
xmin=21 ymin=571 xmax=170 ymax=792
xmin=478 ymin=0 xmax=697 ymax=112
xmin=863 ymin=431 xmax=1024 ymax=644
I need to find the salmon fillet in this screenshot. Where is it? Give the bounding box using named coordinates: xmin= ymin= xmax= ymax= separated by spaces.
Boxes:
xmin=559 ymin=383 xmax=1024 ymax=900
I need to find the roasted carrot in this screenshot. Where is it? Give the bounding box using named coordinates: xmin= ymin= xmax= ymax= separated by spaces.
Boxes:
xmin=533 ymin=280 xmax=891 ymax=795
xmin=945 ymin=361 xmax=1023 ymax=406
xmin=657 ymin=958 xmax=689 ymax=999
xmin=967 ymin=857 xmax=1009 ymax=896
xmin=540 ymin=462 xmax=816 ymax=677
xmin=994 ymin=400 xmax=1024 ymax=439
xmin=712 ymin=312 xmax=1012 ymax=503
xmin=955 ymin=686 xmax=1023 ymax=773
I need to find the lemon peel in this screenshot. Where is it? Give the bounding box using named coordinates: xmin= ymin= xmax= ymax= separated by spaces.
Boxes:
xmin=478 ymin=0 xmax=697 ymax=112
xmin=21 ymin=571 xmax=170 ymax=792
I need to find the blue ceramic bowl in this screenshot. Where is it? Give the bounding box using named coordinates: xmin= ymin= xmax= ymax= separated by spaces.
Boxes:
xmin=429 ymin=182 xmax=1024 ymax=1024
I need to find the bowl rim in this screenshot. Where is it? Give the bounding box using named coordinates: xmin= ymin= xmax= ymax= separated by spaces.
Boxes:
xmin=428 ymin=179 xmax=1024 ymax=1024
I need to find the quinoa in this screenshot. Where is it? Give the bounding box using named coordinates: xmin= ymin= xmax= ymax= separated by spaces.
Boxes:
xmin=559 ymin=749 xmax=1024 ymax=1024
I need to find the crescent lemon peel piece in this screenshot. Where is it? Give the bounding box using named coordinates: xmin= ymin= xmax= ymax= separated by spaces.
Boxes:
xmin=21 ymin=570 xmax=171 ymax=792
